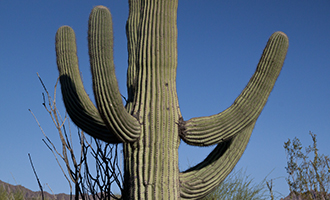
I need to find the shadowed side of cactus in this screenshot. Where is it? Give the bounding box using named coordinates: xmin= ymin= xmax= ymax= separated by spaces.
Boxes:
xmin=55 ymin=1 xmax=288 ymax=199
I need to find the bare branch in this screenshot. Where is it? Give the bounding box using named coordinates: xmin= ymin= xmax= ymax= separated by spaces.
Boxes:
xmin=31 ymin=74 xmax=123 ymax=199
xmin=28 ymin=153 xmax=44 ymax=200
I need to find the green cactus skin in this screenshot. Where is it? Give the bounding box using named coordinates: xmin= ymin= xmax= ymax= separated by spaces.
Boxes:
xmin=55 ymin=1 xmax=289 ymax=199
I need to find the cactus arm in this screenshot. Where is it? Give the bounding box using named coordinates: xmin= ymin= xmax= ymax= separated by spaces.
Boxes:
xmin=179 ymin=32 xmax=289 ymax=146
xmin=56 ymin=26 xmax=121 ymax=143
xmin=55 ymin=6 xmax=141 ymax=143
xmin=178 ymin=32 xmax=288 ymax=198
xmin=179 ymin=120 xmax=256 ymax=199
xmin=88 ymin=6 xmax=141 ymax=143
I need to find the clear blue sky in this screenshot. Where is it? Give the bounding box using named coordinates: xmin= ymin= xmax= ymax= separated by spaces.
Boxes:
xmin=1 ymin=1 xmax=329 ymax=198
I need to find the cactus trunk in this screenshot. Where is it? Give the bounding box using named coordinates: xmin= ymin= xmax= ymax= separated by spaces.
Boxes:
xmin=55 ymin=1 xmax=289 ymax=199
xmin=123 ymin=1 xmax=181 ymax=198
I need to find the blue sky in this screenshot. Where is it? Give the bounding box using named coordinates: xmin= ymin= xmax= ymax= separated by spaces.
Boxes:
xmin=1 ymin=0 xmax=329 ymax=198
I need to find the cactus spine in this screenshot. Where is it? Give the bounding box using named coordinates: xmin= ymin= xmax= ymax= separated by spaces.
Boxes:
xmin=55 ymin=1 xmax=288 ymax=199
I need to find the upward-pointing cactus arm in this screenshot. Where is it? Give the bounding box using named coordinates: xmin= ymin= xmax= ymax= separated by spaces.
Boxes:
xmin=88 ymin=6 xmax=141 ymax=142
xmin=179 ymin=32 xmax=289 ymax=146
xmin=56 ymin=26 xmax=121 ymax=143
xmin=55 ymin=6 xmax=141 ymax=143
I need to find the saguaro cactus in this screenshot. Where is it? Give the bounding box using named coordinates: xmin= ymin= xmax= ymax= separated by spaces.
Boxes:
xmin=55 ymin=1 xmax=288 ymax=199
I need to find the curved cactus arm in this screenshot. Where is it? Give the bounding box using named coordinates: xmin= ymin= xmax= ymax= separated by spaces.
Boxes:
xmin=179 ymin=32 xmax=289 ymax=146
xmin=55 ymin=6 xmax=141 ymax=143
xmin=88 ymin=6 xmax=141 ymax=142
xmin=56 ymin=26 xmax=121 ymax=143
xmin=179 ymin=120 xmax=256 ymax=199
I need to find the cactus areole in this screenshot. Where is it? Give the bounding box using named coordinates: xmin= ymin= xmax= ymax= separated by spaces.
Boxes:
xmin=55 ymin=1 xmax=288 ymax=199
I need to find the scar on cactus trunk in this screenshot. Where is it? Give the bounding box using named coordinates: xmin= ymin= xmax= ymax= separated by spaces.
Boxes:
xmin=55 ymin=1 xmax=288 ymax=199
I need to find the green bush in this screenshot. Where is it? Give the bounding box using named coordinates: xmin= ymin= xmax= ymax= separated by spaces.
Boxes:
xmin=202 ymin=169 xmax=268 ymax=200
xmin=0 ymin=185 xmax=24 ymax=200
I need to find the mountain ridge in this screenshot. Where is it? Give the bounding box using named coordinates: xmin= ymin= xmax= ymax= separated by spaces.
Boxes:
xmin=0 ymin=179 xmax=75 ymax=200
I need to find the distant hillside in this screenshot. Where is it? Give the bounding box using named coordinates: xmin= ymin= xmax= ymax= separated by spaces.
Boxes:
xmin=0 ymin=180 xmax=120 ymax=200
xmin=0 ymin=179 xmax=72 ymax=200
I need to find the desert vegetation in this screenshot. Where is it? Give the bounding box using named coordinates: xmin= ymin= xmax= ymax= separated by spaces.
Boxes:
xmin=29 ymin=75 xmax=123 ymax=200
xmin=0 ymin=185 xmax=24 ymax=200
xmin=200 ymin=132 xmax=330 ymax=200
xmin=201 ymin=169 xmax=269 ymax=200
xmin=283 ymin=132 xmax=330 ymax=200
